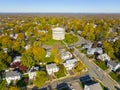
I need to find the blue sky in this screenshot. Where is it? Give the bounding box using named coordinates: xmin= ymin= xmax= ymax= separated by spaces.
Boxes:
xmin=0 ymin=0 xmax=120 ymax=13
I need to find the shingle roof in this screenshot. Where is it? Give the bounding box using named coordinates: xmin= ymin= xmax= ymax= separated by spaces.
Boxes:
xmin=85 ymin=83 xmax=102 ymax=90
xmin=108 ymin=61 xmax=118 ymax=67
xmin=46 ymin=63 xmax=58 ymax=69
xmin=6 ymin=71 xmax=21 ymax=77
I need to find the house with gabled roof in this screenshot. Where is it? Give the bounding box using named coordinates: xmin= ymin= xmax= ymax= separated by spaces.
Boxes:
xmin=107 ymin=61 xmax=120 ymax=72
xmin=46 ymin=63 xmax=59 ymax=75
xmin=5 ymin=71 xmax=21 ymax=84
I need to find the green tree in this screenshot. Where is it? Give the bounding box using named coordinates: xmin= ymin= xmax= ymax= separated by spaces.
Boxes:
xmin=114 ymin=39 xmax=120 ymax=52
xmin=32 ymin=46 xmax=46 ymax=63
xmin=33 ymin=71 xmax=48 ymax=87
xmin=0 ymin=80 xmax=6 ymax=90
xmin=0 ymin=51 xmax=12 ymax=71
xmin=21 ymin=52 xmax=34 ymax=68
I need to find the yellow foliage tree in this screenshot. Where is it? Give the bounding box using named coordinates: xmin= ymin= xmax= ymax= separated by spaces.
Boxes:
xmin=9 ymin=86 xmax=20 ymax=90
xmin=54 ymin=55 xmax=60 ymax=64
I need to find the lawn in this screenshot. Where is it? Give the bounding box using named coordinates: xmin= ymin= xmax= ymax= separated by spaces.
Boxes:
xmin=109 ymin=72 xmax=119 ymax=82
xmin=94 ymin=61 xmax=108 ymax=70
xmin=44 ymin=39 xmax=59 ymax=45
xmin=55 ymin=65 xmax=67 ymax=78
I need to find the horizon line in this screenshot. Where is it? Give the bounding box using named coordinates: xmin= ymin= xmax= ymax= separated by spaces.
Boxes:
xmin=0 ymin=12 xmax=120 ymax=14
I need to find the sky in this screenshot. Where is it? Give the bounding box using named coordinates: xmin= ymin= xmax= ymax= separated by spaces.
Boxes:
xmin=0 ymin=0 xmax=120 ymax=13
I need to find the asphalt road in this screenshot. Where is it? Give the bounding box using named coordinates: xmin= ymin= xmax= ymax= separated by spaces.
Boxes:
xmin=39 ymin=73 xmax=87 ymax=90
xmin=74 ymin=48 xmax=120 ymax=90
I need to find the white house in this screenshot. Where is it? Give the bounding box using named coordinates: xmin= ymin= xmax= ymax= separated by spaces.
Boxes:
xmin=5 ymin=71 xmax=21 ymax=84
xmin=46 ymin=51 xmax=51 ymax=58
xmin=97 ymin=53 xmax=110 ymax=61
xmin=46 ymin=63 xmax=59 ymax=75
xmin=12 ymin=56 xmax=21 ymax=63
xmin=38 ymin=30 xmax=48 ymax=33
xmin=63 ymin=59 xmax=78 ymax=70
xmin=28 ymin=66 xmax=39 ymax=80
xmin=87 ymin=48 xmax=103 ymax=55
xmin=13 ymin=34 xmax=18 ymax=39
xmin=3 ymin=48 xmax=8 ymax=53
xmin=84 ymin=83 xmax=102 ymax=90
xmin=82 ymin=43 xmax=93 ymax=49
xmin=107 ymin=61 xmax=120 ymax=72
xmin=24 ymin=44 xmax=31 ymax=50
xmin=52 ymin=27 xmax=65 ymax=40
xmin=60 ymin=51 xmax=72 ymax=60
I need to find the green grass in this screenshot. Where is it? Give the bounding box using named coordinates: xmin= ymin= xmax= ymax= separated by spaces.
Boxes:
xmin=76 ymin=45 xmax=82 ymax=49
xmin=44 ymin=39 xmax=59 ymax=45
xmin=80 ymin=49 xmax=87 ymax=54
xmin=94 ymin=61 xmax=108 ymax=70
xmin=55 ymin=65 xmax=66 ymax=78
xmin=109 ymin=72 xmax=119 ymax=82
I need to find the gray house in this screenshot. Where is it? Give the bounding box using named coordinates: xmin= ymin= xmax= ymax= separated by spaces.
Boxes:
xmin=84 ymin=83 xmax=102 ymax=90
xmin=87 ymin=48 xmax=103 ymax=55
xmin=5 ymin=71 xmax=21 ymax=84
xmin=107 ymin=61 xmax=120 ymax=72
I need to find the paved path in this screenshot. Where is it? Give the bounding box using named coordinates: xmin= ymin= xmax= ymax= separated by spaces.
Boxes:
xmin=74 ymin=48 xmax=120 ymax=90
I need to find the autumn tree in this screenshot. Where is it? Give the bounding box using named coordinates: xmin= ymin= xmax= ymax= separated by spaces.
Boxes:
xmin=0 ymin=80 xmax=6 ymax=90
xmin=54 ymin=55 xmax=60 ymax=65
xmin=21 ymin=52 xmax=34 ymax=68
xmin=32 ymin=46 xmax=46 ymax=63
xmin=9 ymin=86 xmax=20 ymax=90
xmin=74 ymin=61 xmax=86 ymax=73
xmin=103 ymin=40 xmax=114 ymax=58
xmin=51 ymin=44 xmax=59 ymax=57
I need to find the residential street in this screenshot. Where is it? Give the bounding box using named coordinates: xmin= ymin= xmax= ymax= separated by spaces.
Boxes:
xmin=74 ymin=48 xmax=120 ymax=90
xmin=38 ymin=73 xmax=86 ymax=90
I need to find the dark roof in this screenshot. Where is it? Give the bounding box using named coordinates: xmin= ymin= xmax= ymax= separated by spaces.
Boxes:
xmin=80 ymin=75 xmax=92 ymax=83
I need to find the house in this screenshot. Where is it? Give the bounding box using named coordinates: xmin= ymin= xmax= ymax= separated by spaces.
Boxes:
xmin=87 ymin=48 xmax=103 ymax=55
xmin=12 ymin=56 xmax=21 ymax=63
xmin=97 ymin=41 xmax=102 ymax=47
xmin=60 ymin=51 xmax=72 ymax=60
xmin=108 ymin=36 xmax=120 ymax=42
xmin=63 ymin=59 xmax=78 ymax=70
xmin=97 ymin=53 xmax=110 ymax=61
xmin=46 ymin=63 xmax=59 ymax=75
xmin=77 ymin=30 xmax=82 ymax=35
xmin=46 ymin=51 xmax=51 ymax=58
xmin=38 ymin=30 xmax=48 ymax=33
xmin=107 ymin=61 xmax=120 ymax=72
xmin=80 ymin=75 xmax=92 ymax=83
xmin=82 ymin=43 xmax=93 ymax=49
xmin=84 ymin=83 xmax=102 ymax=90
xmin=28 ymin=66 xmax=39 ymax=79
xmin=24 ymin=44 xmax=31 ymax=50
xmin=3 ymin=48 xmax=8 ymax=53
xmin=69 ymin=81 xmax=82 ymax=90
xmin=13 ymin=34 xmax=18 ymax=39
xmin=5 ymin=71 xmax=21 ymax=84
xmin=112 ymin=36 xmax=120 ymax=42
